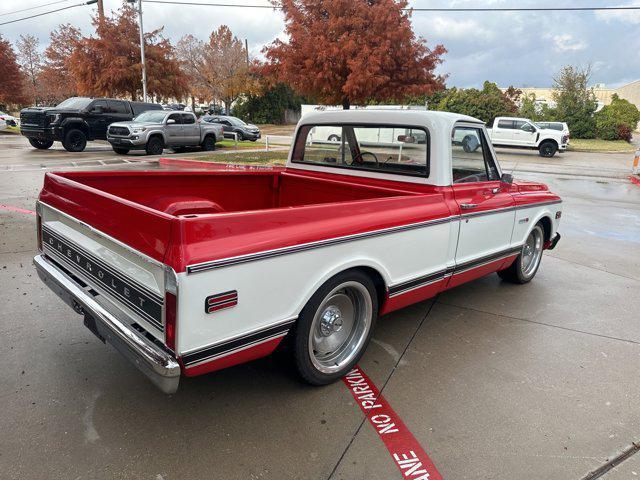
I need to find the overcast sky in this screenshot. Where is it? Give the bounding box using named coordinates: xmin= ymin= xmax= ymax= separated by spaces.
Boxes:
xmin=1 ymin=0 xmax=639 ymax=89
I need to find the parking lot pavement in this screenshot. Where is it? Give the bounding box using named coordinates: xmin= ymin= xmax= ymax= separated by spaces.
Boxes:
xmin=1 ymin=147 xmax=639 ymax=479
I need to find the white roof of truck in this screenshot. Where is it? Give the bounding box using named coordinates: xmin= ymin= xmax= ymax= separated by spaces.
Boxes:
xmin=299 ymin=109 xmax=483 ymax=131
xmin=291 ymin=109 xmax=489 ymax=186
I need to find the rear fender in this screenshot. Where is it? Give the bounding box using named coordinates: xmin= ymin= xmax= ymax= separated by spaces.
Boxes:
xmin=291 ymin=257 xmax=392 ymax=316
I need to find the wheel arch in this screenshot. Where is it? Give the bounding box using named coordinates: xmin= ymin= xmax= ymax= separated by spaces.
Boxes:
xmin=292 ymin=259 xmax=391 ymax=318
xmin=539 ymin=138 xmax=559 ymax=148
xmin=61 ymin=119 xmax=89 ymax=135
xmin=537 ymin=215 xmax=553 ymax=243
xmin=147 ymin=132 xmax=165 ymax=144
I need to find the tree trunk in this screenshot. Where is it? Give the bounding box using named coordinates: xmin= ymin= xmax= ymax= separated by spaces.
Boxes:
xmin=191 ymin=95 xmax=196 ymax=113
xmin=224 ymin=99 xmax=232 ymax=115
xmin=342 ymin=98 xmax=350 ymax=110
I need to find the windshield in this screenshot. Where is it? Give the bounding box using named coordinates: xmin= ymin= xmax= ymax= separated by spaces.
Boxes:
xmin=134 ymin=111 xmax=167 ymax=123
xmin=55 ymin=97 xmax=93 ymax=109
xmin=228 ymin=117 xmax=246 ymax=126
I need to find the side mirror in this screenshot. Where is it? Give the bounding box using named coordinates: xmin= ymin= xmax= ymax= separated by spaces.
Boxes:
xmin=167 ymin=118 xmax=176 ymax=124
xmin=501 ymin=173 xmax=513 ymax=184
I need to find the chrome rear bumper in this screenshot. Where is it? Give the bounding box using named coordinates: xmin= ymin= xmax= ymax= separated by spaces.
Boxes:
xmin=34 ymin=254 xmax=180 ymax=394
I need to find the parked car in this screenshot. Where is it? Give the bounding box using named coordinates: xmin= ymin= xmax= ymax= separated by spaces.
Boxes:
xmin=0 ymin=111 xmax=18 ymax=128
xmin=201 ymin=115 xmax=261 ymax=141
xmin=106 ymin=110 xmax=224 ymax=155
xmin=33 ymin=109 xmax=562 ymax=393
xmin=162 ymin=103 xmax=186 ymax=111
xmin=20 ymin=97 xmax=162 ymax=152
xmin=535 ymin=121 xmax=570 ymax=142
xmin=487 ymin=116 xmax=569 ymax=157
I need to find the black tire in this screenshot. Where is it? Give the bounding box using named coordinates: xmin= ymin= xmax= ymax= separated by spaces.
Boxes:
xmin=201 ymin=135 xmax=216 ymax=151
xmin=112 ymin=147 xmax=130 ymax=155
xmin=28 ymin=138 xmax=54 ymax=150
xmin=293 ymin=269 xmax=378 ymax=385
xmin=62 ymin=129 xmax=87 ymax=152
xmin=328 ymin=134 xmax=341 ymax=142
xmin=236 ymin=132 xmax=244 ymax=141
xmin=145 ymin=136 xmax=164 ymax=155
xmin=538 ymin=141 xmax=558 ymax=158
xmin=498 ymin=224 xmax=545 ymax=284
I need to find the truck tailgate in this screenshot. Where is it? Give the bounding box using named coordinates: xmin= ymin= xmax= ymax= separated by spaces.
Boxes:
xmin=38 ymin=172 xmax=175 ymax=340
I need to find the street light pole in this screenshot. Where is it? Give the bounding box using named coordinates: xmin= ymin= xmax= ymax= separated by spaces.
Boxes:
xmin=129 ymin=0 xmax=148 ymax=102
xmin=137 ymin=0 xmax=148 ymax=102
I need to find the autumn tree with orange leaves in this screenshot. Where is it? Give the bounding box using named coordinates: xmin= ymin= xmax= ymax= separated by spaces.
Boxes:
xmin=263 ymin=0 xmax=446 ymax=109
xmin=39 ymin=24 xmax=82 ymax=104
xmin=69 ymin=4 xmax=188 ymax=101
xmin=177 ymin=26 xmax=258 ymax=113
xmin=0 ymin=34 xmax=27 ymax=108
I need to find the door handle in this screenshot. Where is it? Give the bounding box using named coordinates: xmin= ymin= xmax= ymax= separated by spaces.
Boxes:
xmin=460 ymin=203 xmax=478 ymax=210
xmin=491 ymin=187 xmax=501 ymax=194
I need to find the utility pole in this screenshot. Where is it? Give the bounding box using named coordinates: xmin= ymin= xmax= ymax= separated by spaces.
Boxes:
xmin=245 ymin=39 xmax=249 ymax=67
xmin=128 ymin=0 xmax=147 ymax=102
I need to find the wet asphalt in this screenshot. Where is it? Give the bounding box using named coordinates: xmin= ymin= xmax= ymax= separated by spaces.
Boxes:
xmin=0 ymin=134 xmax=639 ymax=479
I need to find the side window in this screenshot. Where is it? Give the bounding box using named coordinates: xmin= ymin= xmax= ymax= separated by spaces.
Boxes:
xmin=452 ymin=126 xmax=500 ymax=183
xmin=497 ymin=120 xmax=513 ymax=129
xmin=108 ymin=100 xmax=128 ymax=114
xmin=167 ymin=113 xmax=182 ymax=124
xmin=90 ymin=100 xmax=108 ymax=113
xmin=181 ymin=113 xmax=196 ymax=124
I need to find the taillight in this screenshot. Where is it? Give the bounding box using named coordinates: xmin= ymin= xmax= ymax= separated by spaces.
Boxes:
xmin=164 ymin=292 xmax=177 ymax=351
xmin=164 ymin=266 xmax=178 ymax=352
xmin=36 ymin=203 xmax=42 ymax=251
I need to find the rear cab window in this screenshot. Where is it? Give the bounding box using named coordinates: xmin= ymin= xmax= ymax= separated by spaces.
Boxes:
xmin=181 ymin=113 xmax=196 ymax=124
xmin=451 ymin=125 xmax=499 ymax=183
xmin=497 ymin=120 xmax=514 ymax=129
xmin=291 ymin=124 xmax=429 ymax=177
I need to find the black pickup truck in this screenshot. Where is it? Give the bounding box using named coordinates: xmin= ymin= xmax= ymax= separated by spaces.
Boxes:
xmin=20 ymin=97 xmax=162 ymax=152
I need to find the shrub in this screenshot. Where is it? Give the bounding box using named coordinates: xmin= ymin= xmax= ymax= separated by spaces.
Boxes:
xmin=436 ymin=81 xmax=518 ymax=124
xmin=595 ymin=94 xmax=640 ymax=141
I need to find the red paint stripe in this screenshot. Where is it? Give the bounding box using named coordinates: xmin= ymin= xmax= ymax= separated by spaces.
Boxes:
xmin=343 ymin=366 xmax=442 ymax=480
xmin=630 ymin=175 xmax=640 ymax=187
xmin=0 ymin=204 xmax=36 ymax=216
xmin=182 ymin=336 xmax=284 ymax=376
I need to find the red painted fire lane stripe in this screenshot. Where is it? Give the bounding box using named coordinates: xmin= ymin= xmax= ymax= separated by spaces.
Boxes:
xmin=342 ymin=366 xmax=443 ymax=480
xmin=630 ymin=176 xmax=640 ymax=187
xmin=0 ymin=204 xmax=36 ymax=216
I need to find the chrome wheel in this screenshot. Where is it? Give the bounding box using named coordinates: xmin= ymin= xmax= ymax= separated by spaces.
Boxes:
xmin=308 ymin=281 xmax=373 ymax=374
xmin=521 ymin=226 xmax=543 ymax=278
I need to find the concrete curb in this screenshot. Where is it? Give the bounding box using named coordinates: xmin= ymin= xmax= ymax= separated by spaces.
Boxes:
xmin=568 ymin=148 xmax=637 ymax=154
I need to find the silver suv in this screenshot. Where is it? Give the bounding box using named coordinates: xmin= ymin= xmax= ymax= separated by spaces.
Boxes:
xmin=107 ymin=111 xmax=224 ymax=155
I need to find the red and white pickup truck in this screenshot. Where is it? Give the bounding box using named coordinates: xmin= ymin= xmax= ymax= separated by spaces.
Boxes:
xmin=34 ymin=110 xmax=562 ymax=393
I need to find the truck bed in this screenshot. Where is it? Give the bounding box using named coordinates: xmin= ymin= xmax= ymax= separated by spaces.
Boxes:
xmin=39 ymin=168 xmax=450 ymax=272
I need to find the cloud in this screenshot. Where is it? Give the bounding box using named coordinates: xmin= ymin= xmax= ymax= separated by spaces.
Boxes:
xmin=549 ymin=34 xmax=588 ymax=53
